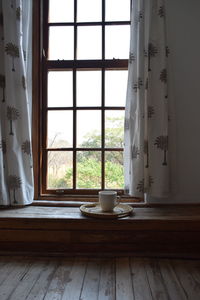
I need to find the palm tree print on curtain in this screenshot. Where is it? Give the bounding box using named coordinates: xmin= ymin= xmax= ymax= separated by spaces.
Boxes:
xmin=8 ymin=175 xmax=22 ymax=204
xmin=154 ymin=136 xmax=168 ymax=166
xmin=0 ymin=0 xmax=33 ymax=206
xmin=160 ymin=68 xmax=167 ymax=83
xmin=5 ymin=42 xmax=19 ymax=72
xmin=22 ymin=75 xmax=26 ymax=90
xmin=16 ymin=7 xmax=21 ymax=20
xmin=0 ymin=139 xmax=6 ymax=154
xmin=158 ymin=6 xmax=165 ymax=18
xmin=124 ymin=0 xmax=170 ymax=198
xmin=148 ymin=43 xmax=158 ymax=71
xmin=148 ymin=106 xmax=155 ymax=118
xmin=10 ymin=0 xmax=14 ymax=9
xmin=0 ymin=139 xmax=6 ymax=168
xmin=133 ymin=77 xmax=143 ymax=92
xmin=129 ymin=52 xmax=135 ymax=63
xmin=136 ymin=176 xmax=154 ymax=193
xmin=22 ymin=140 xmax=32 ymax=167
xmin=0 ymin=74 xmax=5 ymax=102
xmin=144 ymin=140 xmax=149 ymax=168
xmin=7 ymin=106 xmax=20 ymax=135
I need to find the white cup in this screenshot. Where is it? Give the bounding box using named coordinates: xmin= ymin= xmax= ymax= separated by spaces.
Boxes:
xmin=98 ymin=191 xmax=120 ymax=212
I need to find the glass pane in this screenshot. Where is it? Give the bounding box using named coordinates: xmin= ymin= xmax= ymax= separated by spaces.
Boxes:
xmin=77 ymin=0 xmax=101 ymax=22
xmin=105 ymin=25 xmax=130 ymax=59
xmin=48 ymin=111 xmax=73 ymax=148
xmin=47 ymin=151 xmax=73 ymax=189
xmin=48 ymin=71 xmax=73 ymax=107
xmin=77 ymin=71 xmax=101 ymax=106
xmin=77 ymin=26 xmax=101 ymax=59
xmin=49 ymin=26 xmax=74 ymax=60
xmin=105 ymin=151 xmax=124 ymax=189
xmin=105 ymin=0 xmax=130 ymax=21
xmin=105 ymin=110 xmax=124 ymax=148
xmin=105 ymin=70 xmax=128 ymax=106
xmin=77 ymin=111 xmax=101 ymax=148
xmin=77 ymin=151 xmax=101 ymax=189
xmin=49 ymin=0 xmax=74 ymax=23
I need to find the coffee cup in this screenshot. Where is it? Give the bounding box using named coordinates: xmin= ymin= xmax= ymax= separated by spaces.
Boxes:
xmin=98 ymin=191 xmax=120 ymax=212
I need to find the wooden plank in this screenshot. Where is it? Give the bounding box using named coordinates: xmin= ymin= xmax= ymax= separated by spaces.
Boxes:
xmin=130 ymin=258 xmax=152 ymax=300
xmin=158 ymin=259 xmax=187 ymax=300
xmin=171 ymin=260 xmax=200 ymax=300
xmin=185 ymin=260 xmax=200 ymax=283
xmin=26 ymin=260 xmax=58 ymax=300
xmin=1 ymin=205 xmax=200 ymax=220
xmin=9 ymin=260 xmax=48 ymax=300
xmin=79 ymin=258 xmax=101 ymax=300
xmin=0 ymin=257 xmax=28 ymax=286
xmin=1 ymin=219 xmax=200 ymax=233
xmin=61 ymin=257 xmax=87 ymax=300
xmin=43 ymin=259 xmax=74 ymax=300
xmin=0 ymin=230 xmax=71 ymax=242
xmin=145 ymin=258 xmax=168 ymax=300
xmin=98 ymin=259 xmax=115 ymax=300
xmin=0 ymin=259 xmax=31 ymax=300
xmin=116 ymin=258 xmax=134 ymax=300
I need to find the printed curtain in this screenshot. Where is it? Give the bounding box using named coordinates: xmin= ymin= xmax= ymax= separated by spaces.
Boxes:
xmin=0 ymin=0 xmax=33 ymax=206
xmin=124 ymin=0 xmax=170 ymax=198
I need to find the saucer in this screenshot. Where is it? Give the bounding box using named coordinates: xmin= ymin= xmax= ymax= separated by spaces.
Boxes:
xmin=80 ymin=203 xmax=133 ymax=219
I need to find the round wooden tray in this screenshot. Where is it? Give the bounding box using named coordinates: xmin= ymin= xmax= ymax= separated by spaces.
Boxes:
xmin=80 ymin=203 xmax=133 ymax=219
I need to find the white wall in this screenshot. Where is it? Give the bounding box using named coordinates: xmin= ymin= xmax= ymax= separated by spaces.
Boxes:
xmin=147 ymin=0 xmax=200 ymax=203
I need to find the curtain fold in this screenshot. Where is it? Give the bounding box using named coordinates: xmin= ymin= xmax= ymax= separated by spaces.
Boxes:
xmin=124 ymin=0 xmax=170 ymax=198
xmin=0 ymin=0 xmax=33 ymax=206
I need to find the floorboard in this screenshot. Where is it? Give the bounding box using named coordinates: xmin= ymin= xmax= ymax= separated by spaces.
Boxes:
xmin=0 ymin=256 xmax=200 ymax=299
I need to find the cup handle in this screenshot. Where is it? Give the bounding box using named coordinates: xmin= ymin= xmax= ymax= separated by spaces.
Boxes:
xmin=114 ymin=195 xmax=120 ymax=207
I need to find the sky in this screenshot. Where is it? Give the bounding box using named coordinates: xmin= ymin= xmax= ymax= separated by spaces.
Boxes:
xmin=47 ymin=0 xmax=130 ymax=147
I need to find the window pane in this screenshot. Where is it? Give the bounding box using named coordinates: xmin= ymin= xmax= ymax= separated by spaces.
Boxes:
xmin=77 ymin=151 xmax=101 ymax=189
xmin=77 ymin=71 xmax=101 ymax=106
xmin=48 ymin=111 xmax=73 ymax=148
xmin=77 ymin=0 xmax=101 ymax=22
xmin=105 ymin=70 xmax=128 ymax=106
xmin=49 ymin=26 xmax=74 ymax=60
xmin=105 ymin=25 xmax=130 ymax=59
xmin=105 ymin=151 xmax=124 ymax=189
xmin=49 ymin=0 xmax=74 ymax=23
xmin=105 ymin=0 xmax=130 ymax=21
xmin=47 ymin=151 xmax=73 ymax=189
xmin=105 ymin=110 xmax=124 ymax=148
xmin=77 ymin=111 xmax=101 ymax=148
xmin=77 ymin=26 xmax=101 ymax=59
xmin=48 ymin=71 xmax=73 ymax=107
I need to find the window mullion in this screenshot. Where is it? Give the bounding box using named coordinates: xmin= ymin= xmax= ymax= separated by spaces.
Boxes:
xmin=72 ymin=0 xmax=77 ymax=190
xmin=102 ymin=0 xmax=105 ymax=60
xmin=101 ymin=69 xmax=105 ymax=190
xmin=73 ymin=70 xmax=77 ymax=190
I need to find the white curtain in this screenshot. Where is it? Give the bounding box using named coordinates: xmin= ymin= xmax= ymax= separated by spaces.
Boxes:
xmin=124 ymin=0 xmax=170 ymax=198
xmin=0 ymin=0 xmax=33 ymax=206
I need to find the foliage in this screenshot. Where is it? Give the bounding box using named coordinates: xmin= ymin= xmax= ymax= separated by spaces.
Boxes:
xmin=105 ymin=161 xmax=124 ymax=189
xmin=49 ymin=117 xmax=125 ymax=189
xmin=72 ymin=158 xmax=101 ymax=189
xmin=48 ymin=174 xmax=71 ymax=189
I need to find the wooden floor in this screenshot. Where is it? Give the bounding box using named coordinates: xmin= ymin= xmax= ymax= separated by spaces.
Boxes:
xmin=0 ymin=256 xmax=200 ymax=300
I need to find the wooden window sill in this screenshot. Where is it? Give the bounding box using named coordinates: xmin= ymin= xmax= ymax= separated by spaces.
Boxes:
xmin=1 ymin=204 xmax=200 ymax=257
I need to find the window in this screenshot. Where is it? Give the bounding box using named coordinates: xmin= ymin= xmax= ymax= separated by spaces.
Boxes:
xmin=33 ymin=0 xmax=132 ymax=199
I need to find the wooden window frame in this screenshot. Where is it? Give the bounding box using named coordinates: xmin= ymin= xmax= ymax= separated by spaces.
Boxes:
xmin=32 ymin=0 xmax=143 ymax=203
